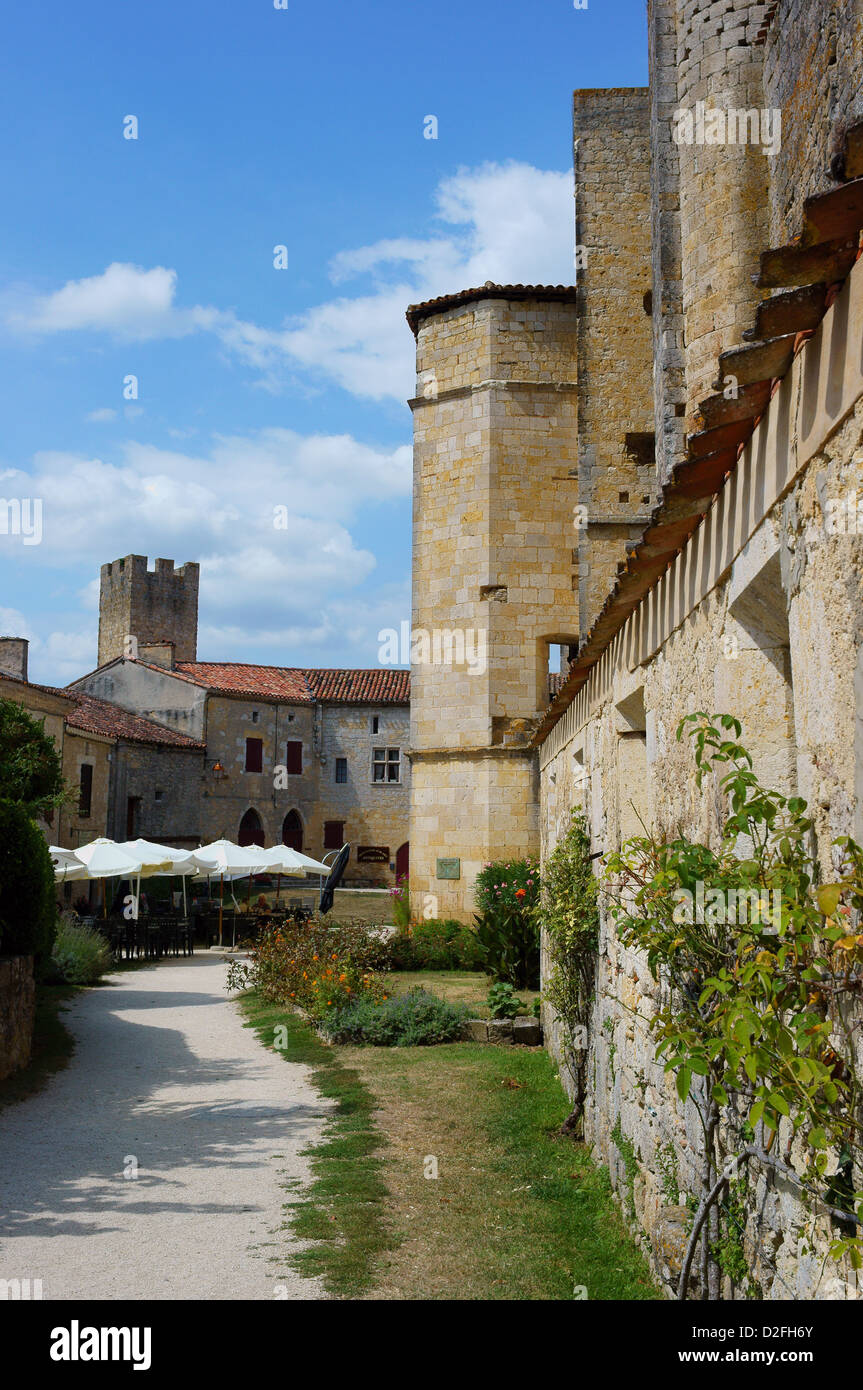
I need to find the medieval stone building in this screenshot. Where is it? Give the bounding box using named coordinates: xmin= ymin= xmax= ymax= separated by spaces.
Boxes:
xmin=68 ymin=555 xmax=410 ymax=884
xmin=407 ymin=0 xmax=863 ymax=1297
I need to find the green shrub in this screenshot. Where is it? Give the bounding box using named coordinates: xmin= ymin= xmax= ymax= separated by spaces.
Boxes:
xmin=0 ymin=801 xmax=57 ymax=968
xmin=487 ymin=981 xmax=523 ymax=1019
xmin=389 ymin=918 xmax=484 ymax=971
xmin=474 ymin=903 xmax=540 ymax=989
xmin=474 ymin=858 xmax=541 ymax=989
xmin=475 ymin=857 xmax=540 ymax=915
xmin=319 ymin=987 xmax=467 ymax=1046
xmin=226 ymin=917 xmax=393 ymax=1015
xmin=50 ymin=916 xmax=113 ymax=985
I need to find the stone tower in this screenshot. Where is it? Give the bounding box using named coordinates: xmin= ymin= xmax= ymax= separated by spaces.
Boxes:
xmin=406 ymin=285 xmax=580 ymax=920
xmin=97 ymin=555 xmax=200 ymax=667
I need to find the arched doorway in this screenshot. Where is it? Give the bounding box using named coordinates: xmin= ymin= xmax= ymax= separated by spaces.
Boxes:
xmin=395 ymin=841 xmax=409 ymax=881
xmin=238 ymin=808 xmax=265 ymax=847
xmin=282 ymin=809 xmax=303 ymax=852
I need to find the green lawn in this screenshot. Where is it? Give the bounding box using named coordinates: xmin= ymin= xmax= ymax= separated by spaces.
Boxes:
xmin=386 ymin=968 xmax=540 ymax=1017
xmin=240 ymin=990 xmax=659 ymax=1301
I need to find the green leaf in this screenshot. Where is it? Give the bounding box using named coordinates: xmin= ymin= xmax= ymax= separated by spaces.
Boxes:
xmin=676 ymin=1066 xmax=692 ymax=1103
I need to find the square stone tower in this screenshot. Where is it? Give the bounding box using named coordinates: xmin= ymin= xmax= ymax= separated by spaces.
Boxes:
xmin=406 ymin=284 xmax=580 ymax=920
xmin=98 ymin=555 xmax=200 ymax=668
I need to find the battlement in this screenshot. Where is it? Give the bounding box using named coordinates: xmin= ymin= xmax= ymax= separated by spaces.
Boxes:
xmin=98 ymin=555 xmax=200 ymax=668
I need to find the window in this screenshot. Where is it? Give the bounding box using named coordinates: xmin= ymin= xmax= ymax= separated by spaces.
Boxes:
xmin=324 ymin=820 xmax=345 ymax=850
xmin=285 ymin=740 xmax=303 ymax=775
xmin=335 ymin=757 xmax=348 ymax=784
xmin=126 ymin=796 xmax=140 ymax=838
xmin=154 ymin=788 xmax=164 ymax=803
xmin=78 ymin=764 xmax=93 ymax=818
xmin=245 ymin=737 xmax=263 ymax=773
xmin=251 ymin=710 xmax=260 ymax=724
xmin=373 ymin=748 xmax=401 ymax=783
xmin=371 ymin=715 xmax=379 ymax=734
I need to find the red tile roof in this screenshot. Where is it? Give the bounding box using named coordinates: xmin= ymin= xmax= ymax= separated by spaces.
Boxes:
xmin=172 ymin=662 xmax=410 ymax=704
xmin=406 ymin=282 xmax=578 ymax=336
xmin=175 ymin=663 xmax=315 ymax=701
xmin=66 ymin=693 xmax=205 ymax=749
xmin=304 ymin=668 xmax=411 ymax=703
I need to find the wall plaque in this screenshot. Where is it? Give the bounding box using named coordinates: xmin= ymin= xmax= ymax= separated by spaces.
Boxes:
xmin=357 ymin=846 xmax=389 ymax=864
xmin=436 ymin=857 xmax=461 ymax=880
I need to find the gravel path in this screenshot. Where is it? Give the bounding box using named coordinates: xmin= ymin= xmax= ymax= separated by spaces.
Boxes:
xmin=0 ymin=954 xmax=331 ymax=1300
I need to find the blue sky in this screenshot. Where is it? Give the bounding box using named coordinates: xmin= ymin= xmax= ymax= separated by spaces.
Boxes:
xmin=0 ymin=0 xmax=647 ymax=685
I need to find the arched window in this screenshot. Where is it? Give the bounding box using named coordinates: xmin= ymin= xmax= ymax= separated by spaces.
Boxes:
xmin=282 ymin=809 xmax=303 ymax=851
xmin=238 ymin=808 xmax=265 ymax=847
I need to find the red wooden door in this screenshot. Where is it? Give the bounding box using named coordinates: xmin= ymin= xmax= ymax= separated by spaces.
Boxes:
xmin=395 ymin=841 xmax=409 ymax=880
xmin=282 ymin=810 xmax=303 ymax=851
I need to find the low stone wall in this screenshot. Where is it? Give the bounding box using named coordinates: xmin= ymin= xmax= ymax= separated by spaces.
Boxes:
xmin=0 ymin=955 xmax=35 ymax=1081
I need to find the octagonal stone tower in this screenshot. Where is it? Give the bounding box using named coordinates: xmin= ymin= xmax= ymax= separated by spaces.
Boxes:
xmin=406 ymin=284 xmax=580 ymax=920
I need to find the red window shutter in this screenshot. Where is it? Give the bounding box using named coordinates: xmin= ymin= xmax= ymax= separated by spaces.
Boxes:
xmin=286 ymin=740 xmax=303 ymax=775
xmin=245 ymin=738 xmax=263 ymax=773
xmin=324 ymin=820 xmax=344 ymax=849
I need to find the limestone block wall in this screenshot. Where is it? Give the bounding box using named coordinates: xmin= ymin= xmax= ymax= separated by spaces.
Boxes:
xmin=202 ymin=696 xmax=318 ymax=848
xmin=410 ymin=749 xmax=538 ymax=922
xmin=108 ymin=742 xmax=204 ymax=846
xmin=98 ymin=556 xmax=199 ymax=667
xmin=59 ymin=729 xmax=113 ymax=849
xmin=674 ymin=0 xmax=772 ymax=427
xmin=762 ymin=0 xmax=863 ymax=247
xmin=649 ymin=0 xmax=688 ymax=486
xmin=539 ymin=373 xmax=863 ymax=1297
xmin=573 ymin=88 xmax=657 ymax=634
xmin=409 ymin=290 xmax=578 ymax=918
xmin=317 ymin=703 xmax=410 ymax=885
xmin=0 ymin=956 xmax=35 ymax=1082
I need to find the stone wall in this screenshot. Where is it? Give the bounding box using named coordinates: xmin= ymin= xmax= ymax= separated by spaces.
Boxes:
xmin=0 ymin=956 xmax=35 ymax=1082
xmin=573 ymin=88 xmax=657 ymax=634
xmin=58 ymin=728 xmax=114 ymax=849
xmin=317 ymin=703 xmax=410 ymax=886
xmin=98 ymin=556 xmax=199 ymax=667
xmin=109 ymin=741 xmax=205 ymax=846
xmin=762 ymin=0 xmax=863 ymax=247
xmin=408 ymin=290 xmax=578 ymax=919
xmin=539 ymin=255 xmax=863 ymax=1295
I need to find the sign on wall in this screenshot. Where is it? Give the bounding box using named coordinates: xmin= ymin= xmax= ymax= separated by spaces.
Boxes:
xmin=357 ymin=846 xmax=389 ymax=864
xmin=436 ymin=857 xmax=460 ymax=880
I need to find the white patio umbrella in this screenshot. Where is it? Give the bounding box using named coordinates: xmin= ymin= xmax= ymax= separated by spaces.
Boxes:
xmin=189 ymin=840 xmax=269 ymax=945
xmin=257 ymin=844 xmax=331 ymax=906
xmin=116 ymin=839 xmax=198 ymax=918
xmin=70 ymin=838 xmax=144 ymax=917
xmin=50 ymin=846 xmax=89 ymax=883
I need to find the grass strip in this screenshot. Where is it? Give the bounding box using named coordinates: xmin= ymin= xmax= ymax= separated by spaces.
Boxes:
xmin=238 ymin=990 xmax=396 ymax=1298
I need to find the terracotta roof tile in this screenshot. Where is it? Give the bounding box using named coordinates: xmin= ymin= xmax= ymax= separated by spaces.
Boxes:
xmin=304 ymin=668 xmax=410 ymax=703
xmin=65 ymin=693 xmax=205 ymax=749
xmin=406 ymin=282 xmax=578 ymax=336
xmin=172 ymin=662 xmax=410 ymax=704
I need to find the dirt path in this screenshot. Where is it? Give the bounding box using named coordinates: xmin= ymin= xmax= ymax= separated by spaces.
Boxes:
xmin=0 ymin=954 xmax=330 ymax=1300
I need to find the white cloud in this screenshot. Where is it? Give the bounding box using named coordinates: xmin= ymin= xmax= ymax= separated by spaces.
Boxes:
xmin=86 ymin=407 xmax=117 ymax=423
xmin=5 ymin=162 xmax=573 ymax=401
xmin=6 ymin=428 xmax=411 ymax=680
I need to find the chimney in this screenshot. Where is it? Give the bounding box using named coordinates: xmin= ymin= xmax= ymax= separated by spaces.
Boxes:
xmin=139 ymin=640 xmax=176 ymax=670
xmin=0 ymin=637 xmax=29 ymax=682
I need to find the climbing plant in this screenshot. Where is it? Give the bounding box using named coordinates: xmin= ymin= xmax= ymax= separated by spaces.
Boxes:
xmin=604 ymin=712 xmax=863 ymax=1300
xmin=536 ymin=810 xmax=599 ymax=1135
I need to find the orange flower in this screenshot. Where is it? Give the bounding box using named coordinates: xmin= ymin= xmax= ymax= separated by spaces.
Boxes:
xmin=331 ymin=953 xmax=337 ymax=960
xmin=339 ymin=973 xmax=346 ymax=982
xmin=515 ymin=888 xmax=526 ymax=900
xmin=313 ymin=954 xmax=319 ymax=961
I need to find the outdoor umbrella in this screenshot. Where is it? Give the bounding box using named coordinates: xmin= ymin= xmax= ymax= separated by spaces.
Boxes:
xmin=256 ymin=844 xmax=330 ymax=909
xmin=70 ymin=838 xmax=144 ymax=917
xmin=50 ymin=846 xmax=89 ymax=884
xmin=189 ymin=840 xmax=268 ymax=945
xmin=117 ymin=839 xmax=197 ymax=917
xmin=319 ymin=843 xmax=351 ymax=916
